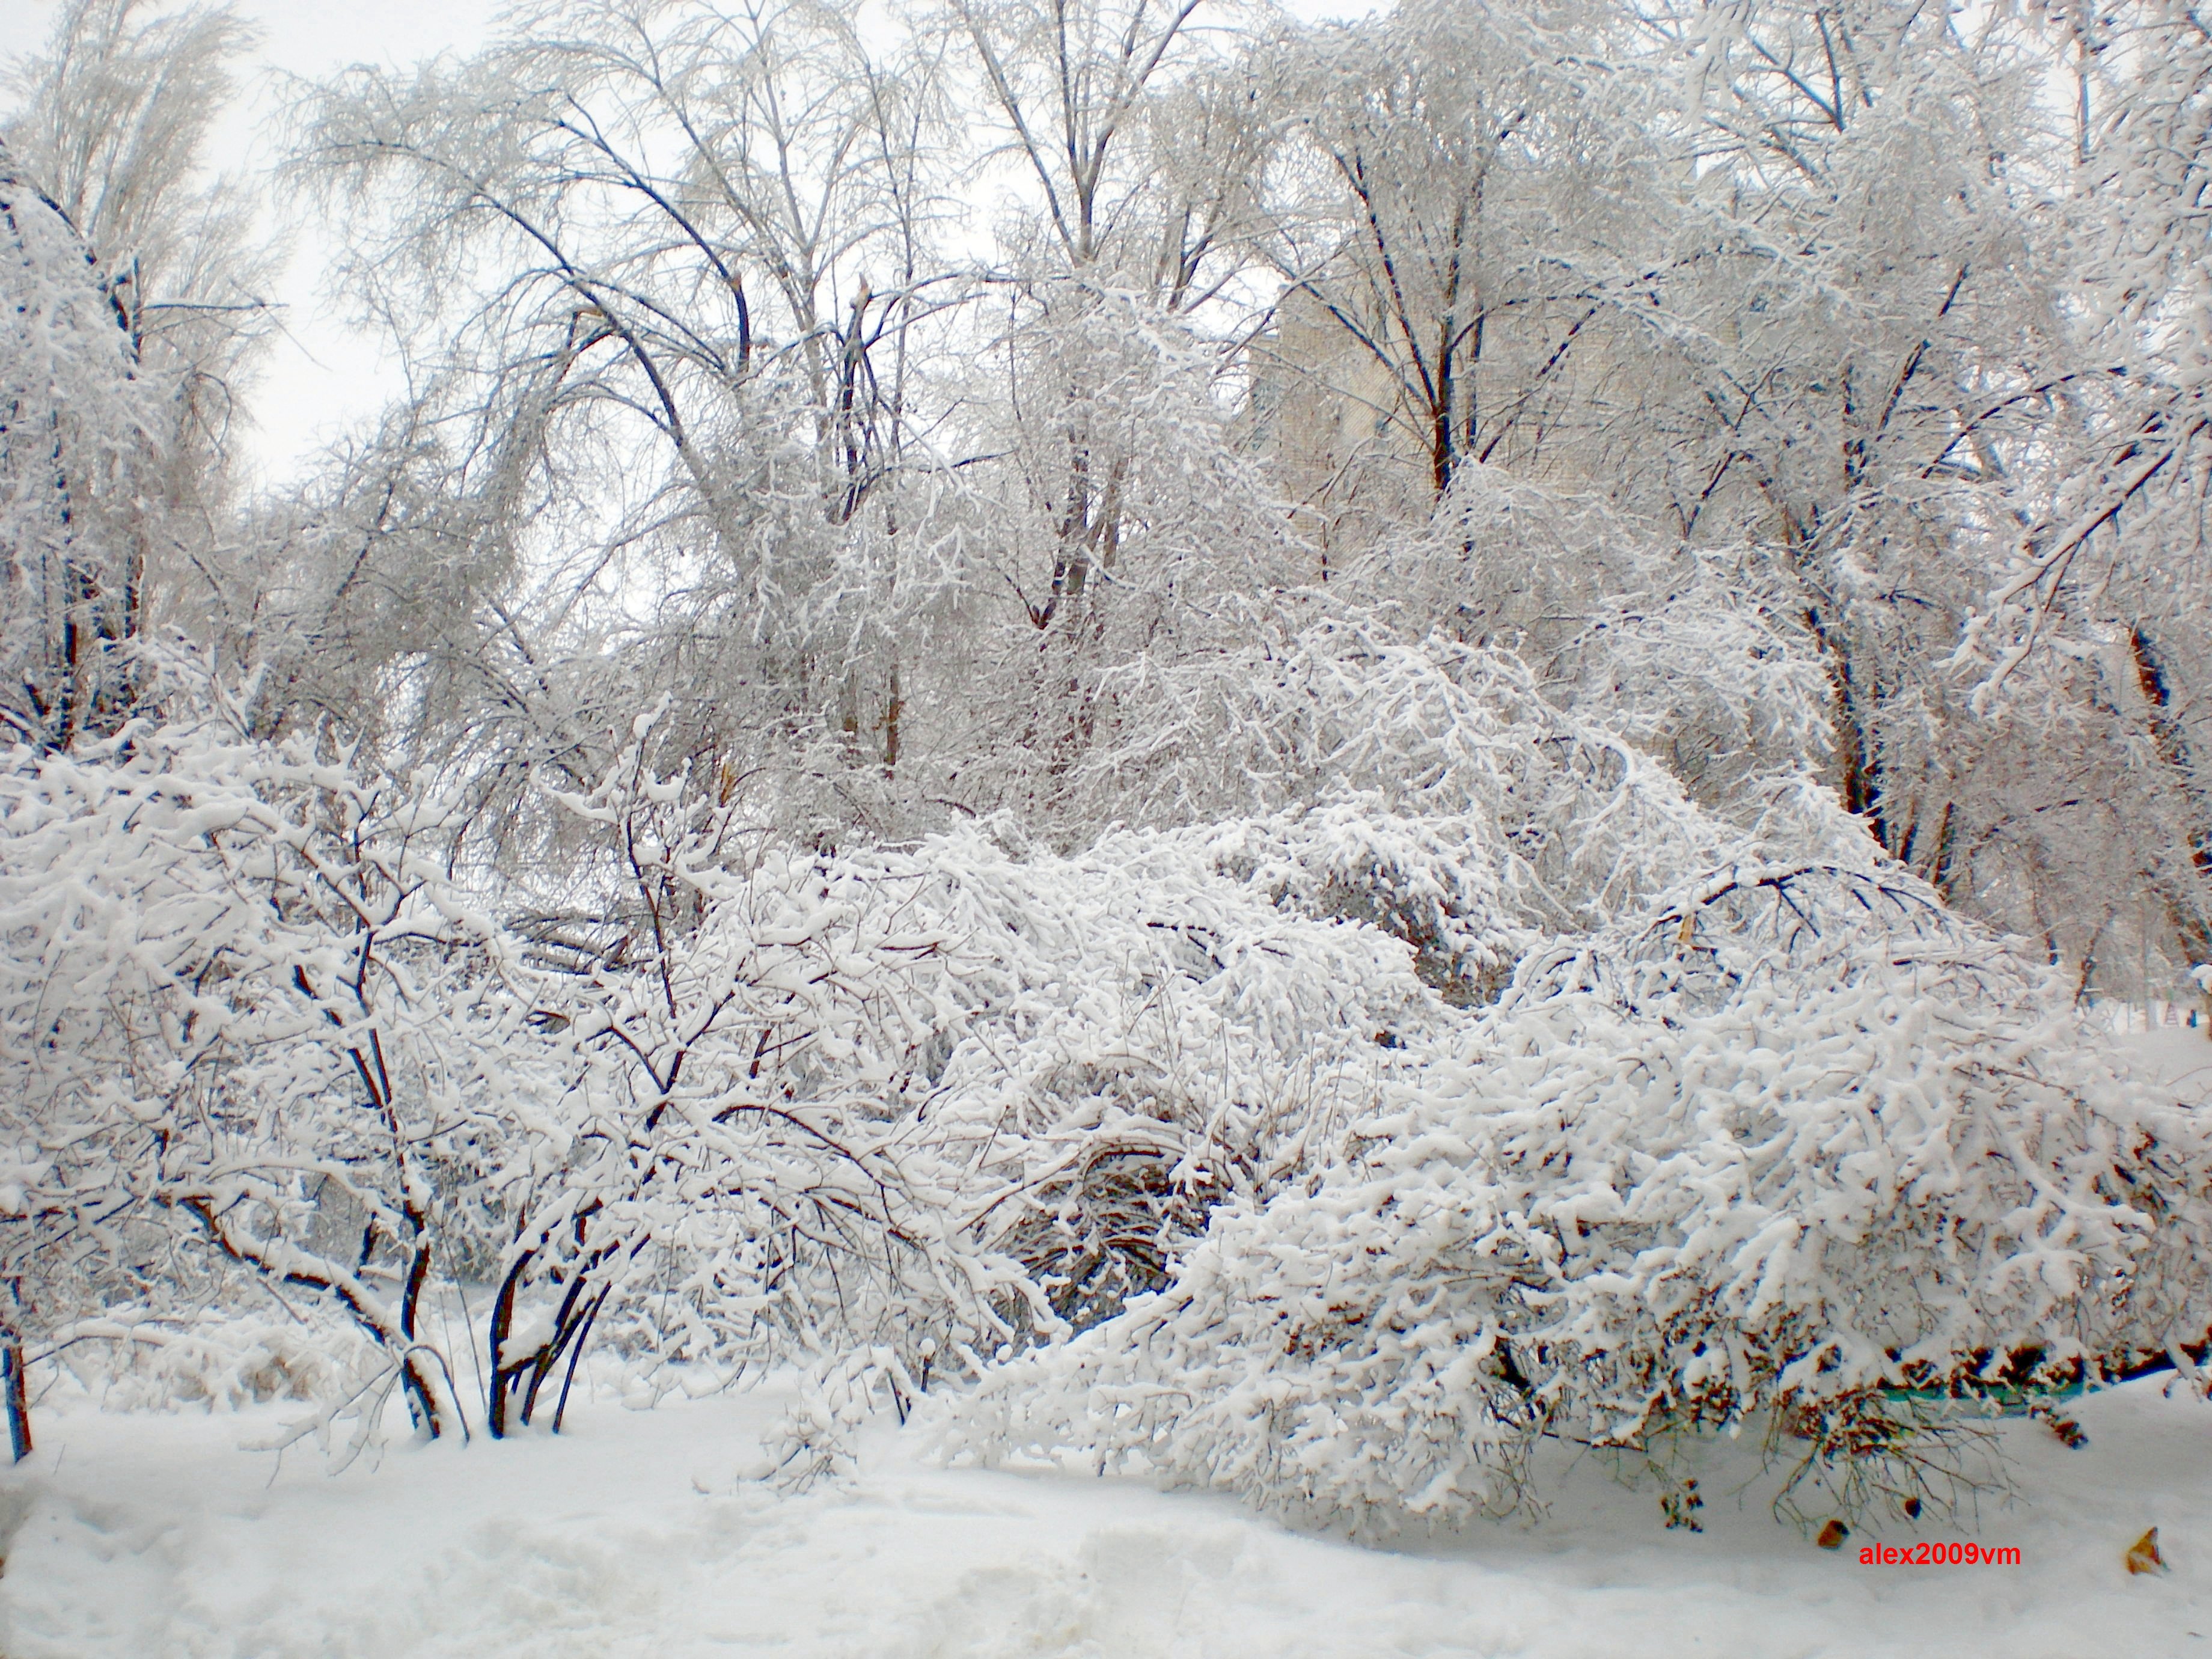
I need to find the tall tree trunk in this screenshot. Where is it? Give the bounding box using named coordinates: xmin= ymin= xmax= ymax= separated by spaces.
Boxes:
xmin=2130 ymin=625 xmax=2212 ymax=1030
xmin=2 ymin=1304 xmax=29 ymax=1464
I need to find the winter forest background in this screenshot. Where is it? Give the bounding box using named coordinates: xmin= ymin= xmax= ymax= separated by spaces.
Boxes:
xmin=7 ymin=0 xmax=2212 ymax=1545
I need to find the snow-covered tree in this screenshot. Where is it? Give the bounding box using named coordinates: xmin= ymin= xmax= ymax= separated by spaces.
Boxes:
xmin=279 ymin=0 xmax=967 ymax=840
xmin=1259 ymin=0 xmax=1663 ymax=509
xmin=1957 ymin=0 xmax=2212 ymax=990
xmin=5 ymin=1 xmax=279 ymax=648
xmin=0 ymin=135 xmax=152 ymax=752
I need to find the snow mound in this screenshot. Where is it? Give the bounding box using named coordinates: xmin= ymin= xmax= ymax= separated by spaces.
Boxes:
xmin=10 ymin=1377 xmax=2212 ymax=1657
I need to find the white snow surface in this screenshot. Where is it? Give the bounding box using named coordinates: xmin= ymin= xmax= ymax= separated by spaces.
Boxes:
xmin=2111 ymin=1021 xmax=2212 ymax=1095
xmin=5 ymin=1373 xmax=2212 ymax=1658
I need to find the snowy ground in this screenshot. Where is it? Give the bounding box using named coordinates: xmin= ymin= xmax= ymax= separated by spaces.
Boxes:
xmin=5 ymin=1373 xmax=2212 ymax=1658
xmin=2109 ymin=1019 xmax=2212 ymax=1093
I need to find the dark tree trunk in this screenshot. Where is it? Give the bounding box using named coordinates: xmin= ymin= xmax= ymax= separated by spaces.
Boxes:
xmin=2 ymin=1333 xmax=29 ymax=1464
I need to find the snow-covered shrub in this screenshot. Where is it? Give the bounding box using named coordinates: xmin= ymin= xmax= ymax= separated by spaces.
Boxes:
xmin=1545 ymin=576 xmax=1835 ymax=813
xmin=0 ymin=674 xmax=542 ymax=1446
xmin=935 ymin=858 xmax=2212 ymax=1532
xmin=484 ymin=858 xmax=1013 ymax=1433
xmin=495 ymin=728 xmax=1446 ymax=1430
xmin=1334 ymin=469 xmax=1836 ymax=813
xmin=0 ymin=692 xmax=1466 ymax=1453
xmin=1078 ymin=614 xmax=1839 ymax=929
xmin=31 ymin=1305 xmax=375 ymax=1414
xmin=763 ymin=1342 xmax=938 ymax=1489
xmin=873 ymin=819 xmax=1440 ymax=1330
xmin=1203 ymin=799 xmax=1542 ymax=1006
xmin=476 ymin=733 xmax=1016 ymax=1435
xmin=1069 ymin=610 xmax=1876 ymax=1022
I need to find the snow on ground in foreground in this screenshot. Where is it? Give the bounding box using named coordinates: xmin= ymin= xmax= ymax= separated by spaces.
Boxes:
xmin=5 ymin=1375 xmax=2212 ymax=1658
xmin=2118 ymin=1021 xmax=2212 ymax=1093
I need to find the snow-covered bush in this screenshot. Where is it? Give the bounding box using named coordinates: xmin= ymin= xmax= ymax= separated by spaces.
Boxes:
xmin=478 ymin=734 xmax=1021 ymax=1435
xmin=1202 ymin=799 xmax=1542 ymax=1007
xmin=494 ymin=730 xmax=1445 ymax=1426
xmin=1083 ymin=616 xmax=1762 ymax=907
xmin=1072 ymin=611 xmax=1874 ymax=1010
xmin=0 ymin=674 xmax=542 ymax=1447
xmin=0 ymin=695 xmax=1457 ymax=1453
xmin=29 ymin=1304 xmax=376 ymax=1414
xmin=935 ymin=858 xmax=2212 ymax=1532
xmin=871 ymin=818 xmax=1441 ymax=1328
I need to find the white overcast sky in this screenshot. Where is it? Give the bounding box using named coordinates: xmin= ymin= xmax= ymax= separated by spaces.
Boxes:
xmin=1 ymin=0 xmax=1366 ymax=489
